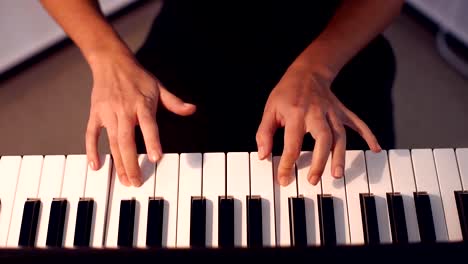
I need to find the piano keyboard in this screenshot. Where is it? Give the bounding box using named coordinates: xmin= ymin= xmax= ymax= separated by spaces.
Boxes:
xmin=1 ymin=149 xmax=468 ymax=249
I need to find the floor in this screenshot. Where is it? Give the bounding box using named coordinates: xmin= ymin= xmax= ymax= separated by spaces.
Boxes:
xmin=0 ymin=1 xmax=467 ymax=156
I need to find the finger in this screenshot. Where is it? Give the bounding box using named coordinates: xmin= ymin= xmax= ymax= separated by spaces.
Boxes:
xmin=86 ymin=116 xmax=101 ymax=170
xmin=328 ymin=111 xmax=346 ymax=179
xmin=343 ymin=109 xmax=381 ymax=152
xmin=307 ymin=118 xmax=332 ymax=185
xmin=256 ymin=109 xmax=278 ymax=160
xmin=107 ymin=121 xmax=131 ymax=186
xmin=118 ymin=116 xmax=142 ymax=187
xmin=278 ymin=119 xmax=304 ymax=186
xmin=138 ymin=108 xmax=162 ymax=162
xmin=159 ymin=85 xmax=196 ymax=116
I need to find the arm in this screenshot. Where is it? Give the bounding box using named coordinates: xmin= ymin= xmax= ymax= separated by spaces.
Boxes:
xmin=296 ymin=0 xmax=405 ymax=79
xmin=257 ymin=0 xmax=404 ymax=185
xmin=40 ymin=0 xmax=196 ymax=186
xmin=39 ymin=0 xmax=131 ymax=64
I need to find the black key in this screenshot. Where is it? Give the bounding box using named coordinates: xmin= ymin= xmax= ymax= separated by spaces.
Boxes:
xmin=318 ymin=194 xmax=336 ymax=246
xmin=218 ymin=196 xmax=234 ymax=248
xmin=288 ymin=196 xmax=307 ymax=247
xmin=247 ymin=195 xmax=263 ymax=247
xmin=146 ymin=197 xmax=164 ymax=247
xmin=190 ymin=196 xmax=206 ymax=247
xmin=387 ymin=192 xmax=408 ymax=243
xmin=46 ymin=198 xmax=68 ymax=247
xmin=454 ymin=190 xmax=468 ymax=241
xmin=18 ymin=198 xmax=41 ymax=247
xmin=117 ymin=199 xmax=136 ymax=247
xmin=414 ymin=192 xmax=436 ymax=243
xmin=74 ymin=198 xmax=94 ymax=247
xmin=360 ymin=193 xmax=380 ymax=244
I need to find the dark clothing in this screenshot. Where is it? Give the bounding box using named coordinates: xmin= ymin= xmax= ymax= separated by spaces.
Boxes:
xmin=135 ymin=0 xmax=396 ymax=155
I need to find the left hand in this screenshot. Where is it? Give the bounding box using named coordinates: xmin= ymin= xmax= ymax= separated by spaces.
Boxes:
xmin=256 ymin=62 xmax=381 ymax=186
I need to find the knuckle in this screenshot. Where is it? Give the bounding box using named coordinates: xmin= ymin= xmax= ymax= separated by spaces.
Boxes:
xmin=85 ymin=129 xmax=96 ymax=139
xmin=256 ymin=131 xmax=266 ymax=143
xmin=316 ymin=128 xmax=332 ymax=140
xmin=288 ymin=107 xmax=306 ymax=120
xmin=309 ymin=167 xmax=325 ymax=177
xmin=308 ymin=109 xmax=325 ymax=120
xmin=279 ymin=163 xmax=295 ymax=172
xmin=283 ymin=149 xmax=300 ymax=161
xmin=139 ymin=95 xmax=157 ymax=110
xmin=119 ymin=129 xmax=133 ymax=141
xmin=117 ymin=170 xmax=127 ymax=178
xmin=332 ymin=124 xmax=346 ymax=138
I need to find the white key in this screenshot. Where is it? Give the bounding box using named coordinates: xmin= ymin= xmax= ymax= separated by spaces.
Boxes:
xmin=105 ymin=155 xmax=156 ymax=248
xmin=202 ymin=153 xmax=225 ymax=248
xmin=135 ymin=155 xmax=156 ymax=248
xmin=155 ymin=154 xmax=179 ymax=248
xmin=84 ymin=154 xmax=112 ymax=248
xmin=321 ymin=155 xmax=350 ymax=245
xmin=7 ymin=155 xmax=43 ymax=247
xmin=61 ymin=155 xmax=88 ymax=248
xmin=250 ymin=152 xmax=275 ymax=247
xmin=105 ymin=164 xmax=123 ymax=248
xmin=365 ymin=150 xmax=392 ymax=244
xmin=176 ymin=153 xmax=202 ymax=248
xmin=456 ymin=148 xmax=468 ymax=190
xmin=36 ymin=155 xmax=66 ymax=248
xmin=296 ymin=151 xmax=321 ymax=246
xmin=411 ymin=149 xmax=449 ymax=241
xmin=344 ymin=150 xmax=368 ymax=245
xmin=273 ymin=156 xmax=297 ymax=246
xmin=388 ymin=149 xmax=420 ymax=243
xmin=226 ymin=152 xmax=250 ymax=247
xmin=0 ymin=156 xmax=22 ymax=246
xmin=433 ymin=148 xmax=463 ymax=241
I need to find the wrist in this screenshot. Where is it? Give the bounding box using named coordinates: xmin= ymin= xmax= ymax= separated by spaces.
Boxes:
xmin=289 ymin=58 xmax=336 ymax=88
xmin=87 ymin=47 xmax=137 ymax=74
xmin=291 ymin=38 xmax=347 ymax=83
xmin=84 ymin=41 xmax=135 ymax=70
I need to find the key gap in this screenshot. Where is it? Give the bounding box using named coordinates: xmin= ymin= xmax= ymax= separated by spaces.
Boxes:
xmin=200 ymin=154 xmax=204 ymax=197
xmin=342 ymin=169 xmax=352 ymax=243
xmin=101 ymin=156 xmax=114 ymax=247
xmin=362 ymin=153 xmax=371 ymax=194
xmin=408 ymin=150 xmax=419 ymax=193
xmin=174 ymin=154 xmax=181 ymax=246
xmin=153 ymin=159 xmax=158 ymax=197
xmin=224 ymin=153 xmax=228 ymax=198
xmin=295 ymin=164 xmax=299 ymax=197
xmin=4 ymin=156 xmax=22 ymax=245
xmin=430 ymin=149 xmax=451 ymax=240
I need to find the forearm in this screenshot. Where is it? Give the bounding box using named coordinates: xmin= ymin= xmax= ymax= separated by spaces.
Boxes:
xmin=295 ymin=0 xmax=404 ymax=79
xmin=40 ymin=0 xmax=132 ymax=65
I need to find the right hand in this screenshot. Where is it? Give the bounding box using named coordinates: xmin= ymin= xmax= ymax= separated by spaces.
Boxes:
xmin=86 ymin=52 xmax=196 ymax=186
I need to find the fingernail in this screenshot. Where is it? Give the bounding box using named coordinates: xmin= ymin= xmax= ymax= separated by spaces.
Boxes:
xmin=121 ymin=175 xmax=131 ymax=186
xmin=258 ymin=146 xmax=265 ymax=159
xmin=130 ymin=177 xmax=142 ymax=187
xmin=334 ymin=166 xmax=344 ymax=178
xmin=308 ymin=175 xmax=319 ymax=185
xmin=89 ymin=161 xmax=96 ymax=170
xmin=151 ymin=152 xmax=160 ymax=162
xmin=279 ymin=176 xmax=290 ymax=186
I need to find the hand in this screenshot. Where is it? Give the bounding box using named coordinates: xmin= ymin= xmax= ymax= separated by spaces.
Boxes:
xmin=85 ymin=52 xmax=196 ymax=186
xmin=256 ymin=63 xmax=381 ymax=186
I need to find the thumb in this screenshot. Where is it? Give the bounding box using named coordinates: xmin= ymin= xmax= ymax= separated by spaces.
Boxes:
xmin=159 ymin=85 xmax=196 ymax=116
xmin=256 ymin=109 xmax=277 ymax=160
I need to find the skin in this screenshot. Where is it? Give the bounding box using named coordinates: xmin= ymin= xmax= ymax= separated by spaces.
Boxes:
xmin=40 ymin=0 xmax=404 ymax=187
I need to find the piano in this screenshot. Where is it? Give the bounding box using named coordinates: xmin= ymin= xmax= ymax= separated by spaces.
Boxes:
xmin=1 ymin=149 xmax=467 ymax=262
